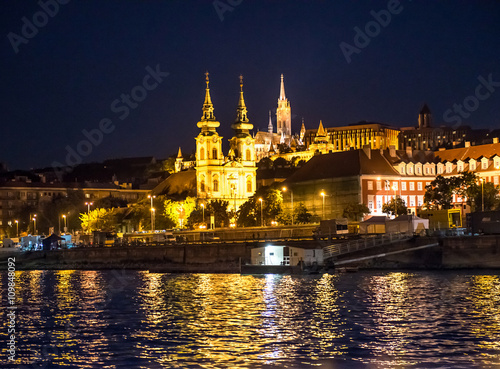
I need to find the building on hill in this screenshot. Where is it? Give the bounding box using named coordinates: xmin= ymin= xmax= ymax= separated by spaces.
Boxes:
xmin=398 ymin=104 xmax=482 ymax=151
xmin=303 ymin=121 xmax=400 ymax=152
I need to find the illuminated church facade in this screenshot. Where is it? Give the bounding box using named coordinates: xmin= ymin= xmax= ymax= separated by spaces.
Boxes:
xmin=193 ymin=73 xmax=256 ymax=210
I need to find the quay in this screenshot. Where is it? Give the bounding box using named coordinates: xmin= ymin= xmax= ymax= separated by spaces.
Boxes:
xmin=1 ymin=234 xmax=500 ymax=272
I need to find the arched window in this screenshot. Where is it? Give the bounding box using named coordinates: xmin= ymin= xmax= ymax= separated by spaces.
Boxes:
xmin=212 ymin=148 xmax=217 ymax=159
xmin=213 ymin=178 xmax=219 ymax=192
xmin=200 ymin=148 xmax=205 ymax=160
xmin=246 ymin=177 xmax=252 ymax=192
xmin=200 ymin=180 xmax=205 ymax=192
xmin=246 ymin=149 xmax=251 ymax=161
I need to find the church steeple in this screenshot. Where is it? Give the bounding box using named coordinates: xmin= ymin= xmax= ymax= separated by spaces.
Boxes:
xmin=279 ymin=74 xmax=286 ymax=100
xmin=276 ymin=74 xmax=291 ymax=136
xmin=315 ymin=120 xmax=328 ymax=144
xmin=268 ymin=110 xmax=273 ymax=133
xmin=197 ymin=71 xmax=220 ymax=131
xmin=231 ymin=75 xmax=253 ymax=135
xmin=235 ymin=75 xmax=248 ymax=123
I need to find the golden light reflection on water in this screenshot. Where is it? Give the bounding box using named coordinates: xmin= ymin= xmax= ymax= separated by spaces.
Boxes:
xmin=467 ymin=275 xmax=500 ymax=361
xmin=359 ymin=272 xmax=413 ymax=367
xmin=129 ymin=273 xmax=348 ymax=367
xmin=4 ymin=270 xmax=500 ymax=368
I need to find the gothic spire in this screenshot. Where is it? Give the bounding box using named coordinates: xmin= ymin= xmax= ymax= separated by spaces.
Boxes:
xmin=279 ymin=74 xmax=286 ymax=100
xmin=268 ymin=110 xmax=273 ymax=133
xmin=177 ymin=147 xmax=183 ymax=158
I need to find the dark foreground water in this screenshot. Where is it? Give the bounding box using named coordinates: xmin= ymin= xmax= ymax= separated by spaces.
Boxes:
xmin=1 ymin=270 xmax=500 ymax=369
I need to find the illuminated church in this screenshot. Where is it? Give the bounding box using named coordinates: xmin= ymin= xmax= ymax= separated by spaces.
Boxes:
xmin=193 ymin=73 xmax=256 ymax=210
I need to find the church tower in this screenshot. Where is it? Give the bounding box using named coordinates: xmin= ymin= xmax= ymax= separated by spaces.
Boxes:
xmin=174 ymin=147 xmax=183 ymax=173
xmin=276 ymin=74 xmax=291 ymax=136
xmin=195 ymin=72 xmax=223 ymax=200
xmin=229 ymin=75 xmax=256 ymax=163
xmin=226 ymin=75 xmax=257 ymax=210
xmin=418 ymin=104 xmax=432 ymax=129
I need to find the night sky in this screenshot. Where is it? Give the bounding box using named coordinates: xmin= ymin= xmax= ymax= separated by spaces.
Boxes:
xmin=1 ymin=0 xmax=499 ymax=171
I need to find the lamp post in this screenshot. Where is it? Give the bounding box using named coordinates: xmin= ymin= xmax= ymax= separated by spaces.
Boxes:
xmin=62 ymin=215 xmax=67 ymax=233
xmin=148 ymin=195 xmax=156 ymax=232
xmin=258 ymin=198 xmax=263 ymax=227
xmin=32 ymin=214 xmax=37 ymax=235
xmin=320 ymin=191 xmax=326 ymax=219
xmin=392 ymin=182 xmax=398 ymax=216
xmin=15 ymin=220 xmax=18 ymax=237
xmin=85 ymin=202 xmax=93 ymax=215
xmin=481 ymin=178 xmax=485 ymax=212
xmin=282 ymin=186 xmax=294 ymax=226
xmin=201 ymin=203 xmax=205 ymax=226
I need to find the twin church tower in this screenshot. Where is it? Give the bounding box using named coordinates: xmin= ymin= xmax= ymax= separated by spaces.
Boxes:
xmin=191 ymin=72 xmax=291 ymax=210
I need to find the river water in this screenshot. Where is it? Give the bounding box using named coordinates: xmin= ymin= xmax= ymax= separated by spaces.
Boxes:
xmin=1 ymin=270 xmax=500 ymax=368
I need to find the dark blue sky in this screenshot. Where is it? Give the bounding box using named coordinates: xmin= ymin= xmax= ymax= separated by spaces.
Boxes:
xmin=1 ymin=0 xmax=499 ymax=170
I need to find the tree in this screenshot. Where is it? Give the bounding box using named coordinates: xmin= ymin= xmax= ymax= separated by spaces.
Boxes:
xmin=237 ymin=186 xmax=284 ymax=227
xmin=294 ymin=202 xmax=312 ymax=224
xmin=473 ymin=182 xmax=500 ymax=211
xmin=80 ymin=208 xmax=119 ymax=233
xmin=381 ymin=197 xmax=408 ymax=217
xmin=164 ymin=197 xmax=197 ymax=228
xmin=424 ymin=175 xmax=458 ymax=209
xmin=187 ymin=199 xmax=230 ymax=229
xmin=342 ymin=202 xmax=371 ymax=221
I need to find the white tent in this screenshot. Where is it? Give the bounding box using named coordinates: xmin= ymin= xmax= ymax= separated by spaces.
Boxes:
xmin=386 ymin=214 xmax=429 ymax=235
xmin=359 ymin=216 xmax=388 ymax=234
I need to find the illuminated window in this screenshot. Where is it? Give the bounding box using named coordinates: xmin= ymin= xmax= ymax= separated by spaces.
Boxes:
xmin=402 ymin=182 xmax=407 ymax=191
xmin=200 ymin=148 xmax=205 ymax=160
xmin=213 ymin=179 xmax=219 ymax=192
xmin=409 ymin=182 xmax=415 ymax=191
xmin=482 ymin=160 xmax=488 ymax=169
xmin=200 ymin=179 xmax=205 ymax=192
xmin=367 ymin=181 xmax=373 ymax=190
xmin=246 ymin=149 xmax=251 ymax=161
xmin=246 ymin=178 xmax=252 ymax=192
xmin=417 ymin=182 xmax=423 ymax=191
xmin=470 ymin=161 xmax=476 ymax=171
xmin=376 ymin=181 xmax=382 ymax=190
xmin=212 ymin=148 xmax=218 ymax=159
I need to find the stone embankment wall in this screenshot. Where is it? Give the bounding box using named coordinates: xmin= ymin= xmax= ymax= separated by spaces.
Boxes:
xmin=11 ymin=243 xmax=253 ymax=271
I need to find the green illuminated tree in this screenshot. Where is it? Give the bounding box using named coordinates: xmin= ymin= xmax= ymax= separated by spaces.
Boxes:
xmin=381 ymin=198 xmax=408 ymax=217
xmin=342 ymin=202 xmax=370 ymax=221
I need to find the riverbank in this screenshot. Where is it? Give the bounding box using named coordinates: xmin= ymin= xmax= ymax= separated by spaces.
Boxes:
xmin=1 ymin=235 xmax=500 ymax=272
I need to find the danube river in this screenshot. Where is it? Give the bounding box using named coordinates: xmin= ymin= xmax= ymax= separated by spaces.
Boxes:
xmin=1 ymin=270 xmax=500 ymax=368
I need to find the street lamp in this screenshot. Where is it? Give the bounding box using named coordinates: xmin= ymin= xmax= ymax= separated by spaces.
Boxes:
xmin=258 ymin=198 xmax=263 ymax=227
xmin=480 ymin=178 xmax=485 ymax=212
xmin=15 ymin=220 xmax=18 ymax=237
xmin=282 ymin=186 xmax=294 ymax=226
xmin=85 ymin=202 xmax=93 ymax=215
xmin=148 ymin=195 xmax=156 ymax=232
xmin=320 ymin=191 xmax=326 ymax=220
xmin=32 ymin=214 xmax=37 ymax=235
xmin=62 ymin=215 xmax=67 ymax=233
xmin=201 ymin=203 xmax=205 ymax=226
